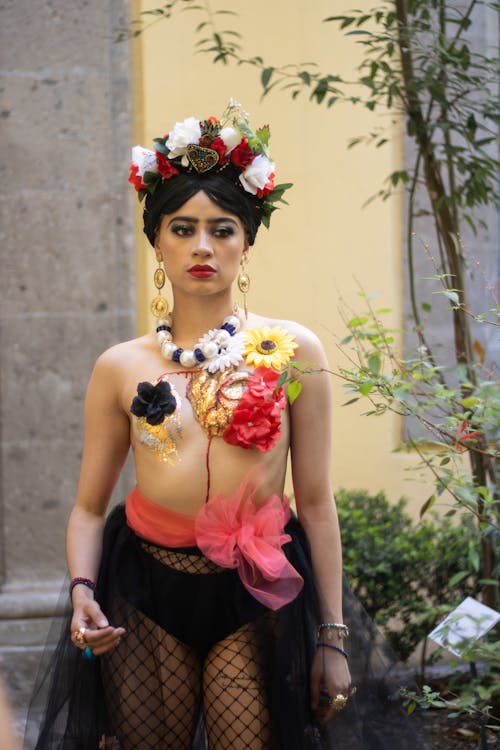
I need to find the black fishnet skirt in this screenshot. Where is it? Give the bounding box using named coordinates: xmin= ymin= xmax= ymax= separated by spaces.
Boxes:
xmin=26 ymin=505 xmax=426 ymax=749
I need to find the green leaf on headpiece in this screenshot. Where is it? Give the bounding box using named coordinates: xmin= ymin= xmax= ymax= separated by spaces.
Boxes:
xmin=153 ymin=138 xmax=169 ymax=155
xmin=236 ymin=120 xmax=254 ymax=141
xmin=255 ymin=125 xmax=270 ymax=148
xmin=272 ymin=183 xmax=294 ymax=202
xmin=143 ymin=170 xmax=159 ymax=185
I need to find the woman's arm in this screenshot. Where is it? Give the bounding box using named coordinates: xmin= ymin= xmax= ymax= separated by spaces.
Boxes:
xmin=289 ymin=325 xmax=351 ymax=724
xmin=67 ymin=348 xmax=131 ymax=655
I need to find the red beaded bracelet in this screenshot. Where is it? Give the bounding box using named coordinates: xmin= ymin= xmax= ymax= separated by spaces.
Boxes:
xmin=69 ymin=577 xmax=96 ymax=596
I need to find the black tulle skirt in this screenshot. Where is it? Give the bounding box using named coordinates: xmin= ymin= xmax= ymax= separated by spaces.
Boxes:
xmin=25 ymin=504 xmax=427 ymax=749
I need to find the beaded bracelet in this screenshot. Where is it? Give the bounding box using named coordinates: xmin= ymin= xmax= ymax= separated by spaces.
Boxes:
xmin=317 ymin=622 xmax=350 ymax=641
xmin=316 ymin=641 xmax=349 ymax=660
xmin=69 ymin=577 xmax=96 ymax=596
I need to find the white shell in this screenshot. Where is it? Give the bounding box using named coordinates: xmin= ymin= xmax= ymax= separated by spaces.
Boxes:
xmin=161 ymin=342 xmax=177 ymax=360
xmin=157 ymin=330 xmax=173 ymax=344
xmin=215 ymin=330 xmax=231 ymax=346
xmin=224 ymin=315 xmax=240 ymax=331
xmin=180 ymin=349 xmax=196 ymax=368
xmin=200 ymin=341 xmax=218 ymax=358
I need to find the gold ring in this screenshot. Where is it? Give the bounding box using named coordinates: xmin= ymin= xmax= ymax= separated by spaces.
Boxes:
xmin=72 ymin=627 xmax=87 ymax=648
xmin=331 ymin=693 xmax=348 ymax=711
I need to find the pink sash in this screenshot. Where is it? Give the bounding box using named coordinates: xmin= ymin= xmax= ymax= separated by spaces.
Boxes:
xmin=126 ymin=481 xmax=304 ymax=611
xmin=125 ymin=486 xmax=196 ymax=547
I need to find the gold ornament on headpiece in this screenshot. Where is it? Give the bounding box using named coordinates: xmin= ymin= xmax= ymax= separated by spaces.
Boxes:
xmin=151 ymin=258 xmax=169 ymax=319
xmin=186 ymin=144 xmax=220 ymax=173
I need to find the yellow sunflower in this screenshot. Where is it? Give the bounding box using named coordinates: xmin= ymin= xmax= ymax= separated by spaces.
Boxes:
xmin=244 ymin=326 xmax=298 ymax=369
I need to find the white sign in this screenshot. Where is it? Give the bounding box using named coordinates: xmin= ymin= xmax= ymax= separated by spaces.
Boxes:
xmin=428 ymin=596 xmax=500 ymax=657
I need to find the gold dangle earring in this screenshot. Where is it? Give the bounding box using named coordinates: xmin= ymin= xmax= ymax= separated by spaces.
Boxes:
xmin=150 ymin=257 xmax=170 ymax=320
xmin=237 ymin=251 xmax=250 ymax=319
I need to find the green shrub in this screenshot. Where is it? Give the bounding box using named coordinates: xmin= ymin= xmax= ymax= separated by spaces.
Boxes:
xmin=336 ymin=488 xmax=477 ymax=661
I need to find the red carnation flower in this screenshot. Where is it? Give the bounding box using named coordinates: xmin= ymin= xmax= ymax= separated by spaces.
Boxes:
xmin=210 ymin=137 xmax=228 ymax=165
xmin=128 ymin=163 xmax=146 ymax=191
xmin=223 ymin=366 xmax=286 ymax=452
xmin=231 ymin=138 xmax=254 ymax=169
xmin=257 ymin=172 xmax=275 ymax=198
xmin=156 ymin=151 xmax=180 ymax=179
xmin=246 ymin=365 xmax=281 ymax=399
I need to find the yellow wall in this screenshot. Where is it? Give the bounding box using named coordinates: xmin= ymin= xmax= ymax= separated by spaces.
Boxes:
xmin=130 ymin=0 xmax=435 ymax=513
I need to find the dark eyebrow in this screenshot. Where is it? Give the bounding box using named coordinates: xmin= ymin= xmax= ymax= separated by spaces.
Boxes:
xmin=167 ymin=216 xmax=238 ymax=227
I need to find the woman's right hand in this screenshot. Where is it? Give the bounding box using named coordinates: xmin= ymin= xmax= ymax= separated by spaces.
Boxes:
xmin=70 ymin=586 xmax=125 ymax=656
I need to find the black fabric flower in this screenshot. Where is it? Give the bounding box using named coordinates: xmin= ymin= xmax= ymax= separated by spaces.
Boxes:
xmin=130 ymin=381 xmax=177 ymax=425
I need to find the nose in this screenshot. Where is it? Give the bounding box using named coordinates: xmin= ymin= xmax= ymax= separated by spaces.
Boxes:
xmin=193 ymin=229 xmax=213 ymax=256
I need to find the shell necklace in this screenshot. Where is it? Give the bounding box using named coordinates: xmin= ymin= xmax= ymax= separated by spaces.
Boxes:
xmin=156 ymin=313 xmax=244 ymax=373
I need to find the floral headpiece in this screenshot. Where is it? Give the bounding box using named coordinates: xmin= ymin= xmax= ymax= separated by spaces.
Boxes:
xmin=128 ymin=100 xmax=291 ymax=228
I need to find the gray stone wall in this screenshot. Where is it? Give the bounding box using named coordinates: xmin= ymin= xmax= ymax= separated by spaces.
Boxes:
xmin=0 ymin=0 xmax=133 ymax=731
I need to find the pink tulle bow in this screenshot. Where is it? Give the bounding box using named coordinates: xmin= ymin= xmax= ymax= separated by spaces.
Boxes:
xmin=195 ymin=483 xmax=304 ymax=610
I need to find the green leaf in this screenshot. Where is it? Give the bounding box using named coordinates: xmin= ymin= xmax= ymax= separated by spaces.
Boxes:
xmin=419 ymin=495 xmax=436 ymax=518
xmin=367 ymin=353 xmax=381 ymax=375
xmin=421 ymin=302 xmax=432 ymax=312
xmin=348 ymin=316 xmax=368 ymax=327
xmin=342 ymin=397 xmax=360 ymax=406
xmin=448 ymin=570 xmax=469 ymax=587
xmin=255 ymin=125 xmax=270 ymax=148
xmin=359 ymin=382 xmax=373 ymax=396
xmin=468 ymin=547 xmax=480 ymax=572
xmin=277 ymin=371 xmax=287 ymax=388
xmin=261 ymin=67 xmax=274 ymax=88
xmin=287 ymin=380 xmax=302 ymax=405
xmin=478 ymin=578 xmax=500 ymax=586
xmin=460 ymin=396 xmax=479 ymax=409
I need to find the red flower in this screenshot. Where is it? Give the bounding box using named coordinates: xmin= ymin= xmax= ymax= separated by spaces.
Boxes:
xmin=209 ymin=137 xmax=228 ymax=165
xmin=155 ymin=151 xmax=180 ymax=179
xmin=455 ymin=421 xmax=481 ymax=451
xmin=223 ymin=366 xmax=286 ymax=452
xmin=257 ymin=172 xmax=275 ymax=198
xmin=231 ymin=138 xmax=254 ymax=169
xmin=128 ymin=163 xmax=146 ymax=191
xmin=246 ymin=366 xmax=282 ymax=399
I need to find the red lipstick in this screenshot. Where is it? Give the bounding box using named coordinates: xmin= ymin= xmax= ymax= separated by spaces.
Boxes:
xmin=188 ymin=264 xmax=216 ymax=278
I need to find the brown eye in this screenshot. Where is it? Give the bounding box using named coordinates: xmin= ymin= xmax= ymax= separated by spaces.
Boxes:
xmin=213 ymin=226 xmax=234 ymax=238
xmin=171 ymin=224 xmax=193 ymax=236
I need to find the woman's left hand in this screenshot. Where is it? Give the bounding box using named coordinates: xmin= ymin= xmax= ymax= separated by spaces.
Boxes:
xmin=310 ymin=646 xmax=353 ymax=726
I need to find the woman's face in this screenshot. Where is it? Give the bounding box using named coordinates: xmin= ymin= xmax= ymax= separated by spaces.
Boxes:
xmin=154 ymin=191 xmax=248 ymax=299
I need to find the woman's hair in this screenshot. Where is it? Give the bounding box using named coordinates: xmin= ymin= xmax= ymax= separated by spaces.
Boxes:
xmin=143 ymin=170 xmax=264 ymax=247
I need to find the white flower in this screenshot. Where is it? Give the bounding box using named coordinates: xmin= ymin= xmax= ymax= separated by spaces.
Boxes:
xmin=220 ymin=126 xmax=242 ymax=153
xmin=166 ymin=117 xmax=201 ymax=161
xmin=131 ymin=146 xmax=158 ymax=176
xmin=200 ymin=332 xmax=245 ymax=373
xmin=239 ymin=154 xmax=275 ymax=195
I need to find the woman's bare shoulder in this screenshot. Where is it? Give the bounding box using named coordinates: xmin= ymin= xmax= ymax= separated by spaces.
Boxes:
xmin=93 ymin=334 xmax=154 ymax=374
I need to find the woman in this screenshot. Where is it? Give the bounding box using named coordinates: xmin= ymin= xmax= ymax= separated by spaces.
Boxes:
xmin=31 ymin=102 xmax=421 ymax=750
